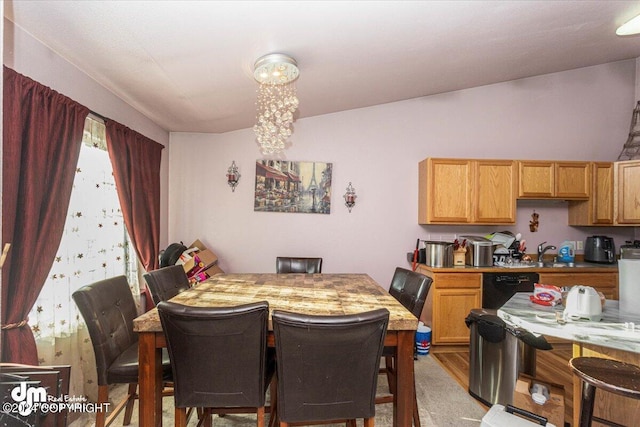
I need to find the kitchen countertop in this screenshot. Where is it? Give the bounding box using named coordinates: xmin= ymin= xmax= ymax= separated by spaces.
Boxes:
xmin=498 ymin=293 xmax=640 ymax=353
xmin=415 ymin=261 xmax=619 ymax=273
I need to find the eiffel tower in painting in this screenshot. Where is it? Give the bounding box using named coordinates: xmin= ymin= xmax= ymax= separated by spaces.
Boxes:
xmin=618 ymin=101 xmax=640 ymax=160
xmin=307 ymin=162 xmax=319 ymax=213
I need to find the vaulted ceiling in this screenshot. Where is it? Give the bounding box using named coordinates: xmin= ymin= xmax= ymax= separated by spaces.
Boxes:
xmin=5 ymin=1 xmax=640 ymax=133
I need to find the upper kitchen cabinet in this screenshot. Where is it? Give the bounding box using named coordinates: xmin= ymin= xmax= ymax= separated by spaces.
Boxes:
xmin=569 ymin=160 xmax=640 ymax=226
xmin=615 ymin=160 xmax=640 ymax=224
xmin=568 ymin=162 xmax=614 ymax=226
xmin=419 ymin=158 xmax=516 ymax=224
xmin=518 ymin=161 xmax=590 ymax=199
xmin=474 ymin=160 xmax=518 ymax=223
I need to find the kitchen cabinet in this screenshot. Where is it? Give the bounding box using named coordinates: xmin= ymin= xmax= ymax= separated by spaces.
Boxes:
xmin=569 ymin=160 xmax=640 ymax=226
xmin=416 ymin=266 xmax=481 ymax=345
xmin=568 ymin=162 xmax=614 ymax=225
xmin=475 ymin=160 xmax=518 ymax=223
xmin=538 ymin=272 xmax=618 ymax=300
xmin=518 ymin=160 xmax=590 ymax=199
xmin=615 ymin=160 xmax=640 ymax=224
xmin=418 ymin=158 xmax=516 ymax=224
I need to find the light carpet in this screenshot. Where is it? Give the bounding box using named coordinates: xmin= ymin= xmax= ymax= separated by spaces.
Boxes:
xmin=69 ymin=354 xmax=487 ymax=426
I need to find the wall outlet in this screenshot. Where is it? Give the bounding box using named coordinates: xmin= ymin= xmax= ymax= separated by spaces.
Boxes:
xmin=576 ymin=240 xmax=584 ymax=251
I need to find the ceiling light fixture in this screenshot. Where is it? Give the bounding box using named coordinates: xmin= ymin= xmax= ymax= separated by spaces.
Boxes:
xmin=616 ymin=14 xmax=640 ymax=36
xmin=253 ymin=53 xmax=299 ymax=155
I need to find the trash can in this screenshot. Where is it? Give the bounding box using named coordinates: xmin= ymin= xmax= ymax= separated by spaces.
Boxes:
xmin=415 ymin=322 xmax=431 ymax=355
xmin=465 ymin=308 xmax=549 ymax=407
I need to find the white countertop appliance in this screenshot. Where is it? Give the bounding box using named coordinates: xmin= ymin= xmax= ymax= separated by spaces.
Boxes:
xmin=619 ymin=242 xmax=640 ymax=318
xmin=564 ymin=285 xmax=603 ymax=321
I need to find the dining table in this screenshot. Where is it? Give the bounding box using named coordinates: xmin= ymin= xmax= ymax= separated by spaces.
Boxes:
xmin=133 ymin=273 xmax=419 ymax=427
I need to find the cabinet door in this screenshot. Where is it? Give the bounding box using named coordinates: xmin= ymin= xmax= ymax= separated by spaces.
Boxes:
xmin=432 ymin=288 xmax=480 ymax=344
xmin=616 ymin=160 xmax=640 ymax=224
xmin=568 ymin=162 xmax=613 ymax=226
xmin=518 ymin=161 xmax=554 ymax=198
xmin=474 ymin=160 xmax=517 ymax=223
xmin=419 ymin=158 xmax=472 ymax=223
xmin=555 ymin=162 xmax=590 ymax=199
xmin=591 ymin=162 xmax=614 ymax=224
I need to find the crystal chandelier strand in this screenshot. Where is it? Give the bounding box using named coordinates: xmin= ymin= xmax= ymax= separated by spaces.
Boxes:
xmin=253 ymin=81 xmax=299 ymax=154
xmin=253 ymin=53 xmax=299 ymax=155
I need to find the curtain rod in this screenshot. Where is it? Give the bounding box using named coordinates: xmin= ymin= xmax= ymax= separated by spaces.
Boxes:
xmin=89 ymin=111 xmax=108 ymax=122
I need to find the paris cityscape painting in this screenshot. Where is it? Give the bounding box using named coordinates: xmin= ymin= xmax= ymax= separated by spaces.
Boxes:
xmin=254 ymin=160 xmax=332 ymax=214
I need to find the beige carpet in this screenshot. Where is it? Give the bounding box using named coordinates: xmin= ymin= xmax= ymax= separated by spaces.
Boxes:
xmin=69 ymin=355 xmax=486 ymax=426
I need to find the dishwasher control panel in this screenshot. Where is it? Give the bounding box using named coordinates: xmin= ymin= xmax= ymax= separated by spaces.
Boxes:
xmin=482 ymin=272 xmax=539 ymax=309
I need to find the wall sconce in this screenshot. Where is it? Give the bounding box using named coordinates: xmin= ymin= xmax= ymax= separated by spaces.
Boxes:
xmin=343 ymin=182 xmax=357 ymax=212
xmin=227 ymin=161 xmax=240 ymax=192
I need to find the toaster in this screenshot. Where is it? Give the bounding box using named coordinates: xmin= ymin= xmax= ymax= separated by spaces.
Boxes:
xmin=620 ymin=240 xmax=640 ymax=260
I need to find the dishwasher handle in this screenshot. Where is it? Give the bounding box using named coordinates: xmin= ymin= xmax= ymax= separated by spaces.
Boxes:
xmin=494 ymin=275 xmax=539 ymax=285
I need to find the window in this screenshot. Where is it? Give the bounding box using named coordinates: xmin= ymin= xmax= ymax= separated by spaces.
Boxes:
xmin=29 ymin=117 xmax=139 ymax=399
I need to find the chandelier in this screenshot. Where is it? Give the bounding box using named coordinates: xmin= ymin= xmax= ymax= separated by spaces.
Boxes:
xmin=253 ymin=53 xmax=299 ymax=155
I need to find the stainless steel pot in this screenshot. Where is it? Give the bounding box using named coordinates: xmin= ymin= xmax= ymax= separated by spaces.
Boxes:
xmin=423 ymin=241 xmax=454 ymax=267
xmin=460 ymin=235 xmax=495 ymax=267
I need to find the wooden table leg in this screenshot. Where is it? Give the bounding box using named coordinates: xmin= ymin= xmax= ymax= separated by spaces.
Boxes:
xmin=139 ymin=332 xmax=163 ymax=427
xmin=394 ymin=330 xmax=414 ymax=427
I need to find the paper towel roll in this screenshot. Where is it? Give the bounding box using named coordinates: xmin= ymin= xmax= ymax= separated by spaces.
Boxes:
xmin=619 ymin=259 xmax=640 ymax=317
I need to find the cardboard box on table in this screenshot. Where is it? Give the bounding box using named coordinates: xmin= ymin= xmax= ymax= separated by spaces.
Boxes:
xmin=512 ymin=374 xmax=565 ymax=427
xmin=180 ymin=239 xmax=224 ymax=284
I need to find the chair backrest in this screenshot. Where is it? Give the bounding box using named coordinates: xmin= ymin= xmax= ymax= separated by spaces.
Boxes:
xmin=276 ymin=257 xmax=323 ymax=274
xmin=157 ymin=300 xmax=271 ymax=409
xmin=272 ymin=308 xmax=389 ymax=424
xmin=72 ymin=276 xmax=138 ymax=386
xmin=389 ymin=267 xmax=433 ymax=319
xmin=143 ymin=265 xmax=190 ymax=306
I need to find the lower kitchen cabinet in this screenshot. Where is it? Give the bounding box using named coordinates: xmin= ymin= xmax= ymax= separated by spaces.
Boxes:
xmin=538 ymin=272 xmax=618 ymax=300
xmin=432 ymin=288 xmax=481 ymax=344
xmin=417 ymin=267 xmax=481 ymax=345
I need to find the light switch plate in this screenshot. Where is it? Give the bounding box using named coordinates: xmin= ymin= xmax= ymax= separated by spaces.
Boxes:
xmin=576 ymin=240 xmax=584 ymax=250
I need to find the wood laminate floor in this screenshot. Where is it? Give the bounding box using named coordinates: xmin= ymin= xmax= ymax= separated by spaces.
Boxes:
xmin=432 ymin=341 xmax=574 ymax=426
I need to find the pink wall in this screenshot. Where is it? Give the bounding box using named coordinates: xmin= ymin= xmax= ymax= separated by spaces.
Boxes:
xmin=169 ymin=61 xmax=638 ymax=287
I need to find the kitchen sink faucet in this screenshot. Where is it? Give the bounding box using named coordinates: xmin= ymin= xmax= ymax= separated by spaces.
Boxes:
xmin=537 ymin=242 xmax=557 ymax=264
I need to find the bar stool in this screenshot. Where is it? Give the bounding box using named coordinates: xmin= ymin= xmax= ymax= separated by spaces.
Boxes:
xmin=569 ymin=357 xmax=640 ymax=427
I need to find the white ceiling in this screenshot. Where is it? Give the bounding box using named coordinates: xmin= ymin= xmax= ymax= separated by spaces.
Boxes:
xmin=5 ymin=1 xmax=640 ymax=134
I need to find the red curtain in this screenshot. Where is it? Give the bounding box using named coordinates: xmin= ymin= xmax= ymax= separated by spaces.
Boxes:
xmin=2 ymin=67 xmax=89 ymax=363
xmin=105 ymin=121 xmax=163 ymax=277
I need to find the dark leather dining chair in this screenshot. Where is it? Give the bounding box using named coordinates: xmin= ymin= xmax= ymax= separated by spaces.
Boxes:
xmin=376 ymin=267 xmax=433 ymax=427
xmin=272 ymin=308 xmax=389 ymax=427
xmin=157 ymin=300 xmax=275 ymax=427
xmin=276 ymin=257 xmax=323 ymax=274
xmin=72 ymin=276 xmax=172 ymax=427
xmin=143 ymin=264 xmax=190 ymax=306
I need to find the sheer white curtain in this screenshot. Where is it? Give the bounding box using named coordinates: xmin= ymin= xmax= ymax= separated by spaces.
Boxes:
xmin=28 ymin=117 xmax=140 ymax=401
